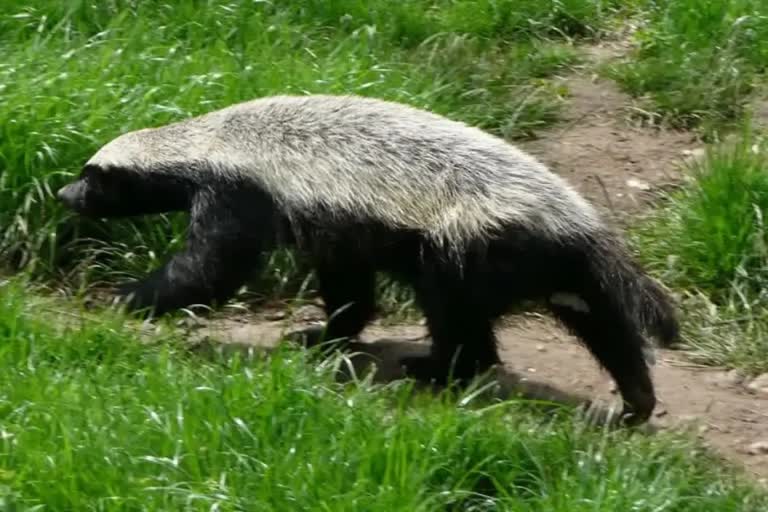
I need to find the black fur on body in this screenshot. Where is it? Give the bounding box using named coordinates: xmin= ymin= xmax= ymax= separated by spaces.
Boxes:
xmin=56 ymin=94 xmax=679 ymax=426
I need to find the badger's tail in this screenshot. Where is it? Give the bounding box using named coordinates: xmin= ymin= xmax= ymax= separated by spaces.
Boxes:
xmin=583 ymin=232 xmax=680 ymax=349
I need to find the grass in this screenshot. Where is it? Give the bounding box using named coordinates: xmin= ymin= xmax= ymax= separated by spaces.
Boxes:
xmin=0 ymin=277 xmax=766 ymax=510
xmin=2 ymin=1 xmax=768 ymax=506
xmin=633 ymin=133 xmax=768 ymax=372
xmin=673 ymin=291 xmax=768 ymax=375
xmin=606 ymin=0 xmax=768 ymax=133
xmin=0 ymin=0 xmax=621 ymax=288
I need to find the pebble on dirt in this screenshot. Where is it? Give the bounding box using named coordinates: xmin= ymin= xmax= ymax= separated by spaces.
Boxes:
xmin=626 ymin=178 xmax=651 ymax=191
xmin=747 ymin=373 xmax=768 ymax=395
xmin=264 ymin=310 xmax=288 ymax=321
xmin=291 ymin=304 xmax=326 ymax=323
xmin=708 ymin=369 xmax=745 ymax=388
xmin=747 ymin=441 xmax=768 ymax=456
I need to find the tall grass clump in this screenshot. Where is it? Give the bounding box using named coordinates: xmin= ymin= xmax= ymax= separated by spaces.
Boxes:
xmin=672 ymin=291 xmax=768 ymax=374
xmin=635 ymin=136 xmax=768 ymax=297
xmin=606 ymin=0 xmax=768 ymax=132
xmin=633 ymin=134 xmax=768 ymax=371
xmin=0 ymin=0 xmax=626 ymax=291
xmin=0 ymin=277 xmax=766 ymax=510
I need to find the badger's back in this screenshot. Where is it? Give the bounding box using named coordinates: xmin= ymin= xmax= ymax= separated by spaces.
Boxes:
xmin=90 ymin=95 xmax=603 ymax=250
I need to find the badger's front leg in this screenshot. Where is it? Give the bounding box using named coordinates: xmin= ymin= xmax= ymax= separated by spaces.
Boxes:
xmin=117 ymin=187 xmax=274 ymax=317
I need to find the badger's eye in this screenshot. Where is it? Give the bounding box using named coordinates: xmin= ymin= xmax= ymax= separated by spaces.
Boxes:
xmin=81 ymin=164 xmax=101 ymax=176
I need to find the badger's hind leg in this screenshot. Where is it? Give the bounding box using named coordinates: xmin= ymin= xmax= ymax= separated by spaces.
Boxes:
xmin=548 ymin=298 xmax=656 ymax=426
xmin=401 ymin=269 xmax=501 ymax=385
xmin=293 ymin=256 xmax=377 ymax=349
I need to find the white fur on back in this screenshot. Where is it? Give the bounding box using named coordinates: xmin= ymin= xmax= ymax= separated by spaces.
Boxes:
xmin=89 ymin=95 xmax=603 ymax=251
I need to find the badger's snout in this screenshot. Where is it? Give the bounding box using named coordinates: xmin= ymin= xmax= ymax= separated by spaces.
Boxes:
xmin=56 ymin=182 xmax=86 ymax=211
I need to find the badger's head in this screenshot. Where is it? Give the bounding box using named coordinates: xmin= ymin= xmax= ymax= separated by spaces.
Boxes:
xmin=56 ymin=129 xmax=198 ymax=218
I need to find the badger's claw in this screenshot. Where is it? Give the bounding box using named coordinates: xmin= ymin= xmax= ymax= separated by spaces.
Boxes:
xmin=618 ymin=388 xmax=656 ymax=427
xmin=112 ymin=280 xmax=158 ymax=317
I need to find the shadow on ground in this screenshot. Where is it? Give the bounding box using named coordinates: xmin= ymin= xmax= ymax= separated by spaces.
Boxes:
xmin=187 ymin=322 xmax=638 ymax=431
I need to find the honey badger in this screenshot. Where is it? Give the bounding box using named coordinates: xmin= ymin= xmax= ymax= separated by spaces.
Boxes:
xmin=56 ymin=94 xmax=679 ymax=425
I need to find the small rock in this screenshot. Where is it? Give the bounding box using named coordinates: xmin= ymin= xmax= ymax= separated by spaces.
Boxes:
xmin=746 ymin=441 xmax=768 ymax=456
xmin=708 ymin=369 xmax=745 ymax=387
xmin=626 ymin=178 xmax=651 ymax=191
xmin=527 ymin=367 xmax=537 ymax=373
xmin=726 ymin=369 xmax=745 ymax=385
xmin=681 ymin=147 xmax=705 ymax=157
xmin=175 ymin=316 xmax=207 ymax=329
xmin=292 ymin=304 xmax=325 ymax=323
xmin=264 ymin=310 xmax=287 ymax=321
xmin=682 ymin=147 xmax=706 ymax=164
xmin=675 ymin=414 xmax=700 ymax=428
xmin=536 ymin=344 xmax=547 ymax=352
xmin=747 ymin=373 xmax=768 ymax=395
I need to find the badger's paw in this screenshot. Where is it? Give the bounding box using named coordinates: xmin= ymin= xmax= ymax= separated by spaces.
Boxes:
xmin=109 ymin=282 xmax=136 ymax=308
xmin=112 ymin=281 xmax=157 ymax=317
xmin=400 ymin=355 xmax=450 ymax=386
xmin=619 ymin=389 xmax=656 ymax=427
xmin=401 ymin=355 xmax=499 ymax=388
xmin=620 ymin=404 xmax=655 ymax=427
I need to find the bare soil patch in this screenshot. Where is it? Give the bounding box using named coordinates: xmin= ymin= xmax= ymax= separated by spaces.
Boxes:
xmin=520 ymin=72 xmax=698 ymax=224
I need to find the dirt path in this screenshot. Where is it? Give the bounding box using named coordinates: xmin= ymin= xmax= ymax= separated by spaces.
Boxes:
xmin=520 ymin=72 xmax=697 ymax=224
xmin=187 ymin=55 xmax=768 ymax=483
xmin=498 ymin=317 xmax=768 ymax=483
